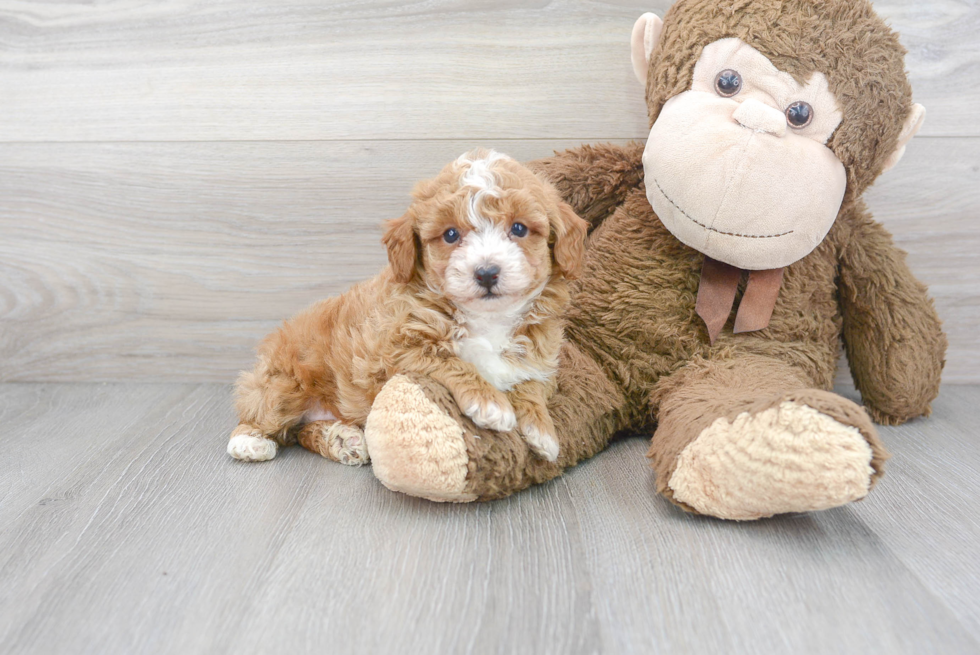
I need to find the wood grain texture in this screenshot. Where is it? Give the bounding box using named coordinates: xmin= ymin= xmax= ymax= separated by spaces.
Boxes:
xmin=1 ymin=137 xmax=977 ymax=382
xmin=0 ymin=0 xmax=976 ymax=142
xmin=0 ymin=382 xmax=977 ymax=654
xmin=839 ymin=385 xmax=980 ymax=640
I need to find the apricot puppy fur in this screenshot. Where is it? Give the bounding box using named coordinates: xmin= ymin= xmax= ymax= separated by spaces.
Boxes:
xmin=228 ymin=149 xmax=587 ymax=465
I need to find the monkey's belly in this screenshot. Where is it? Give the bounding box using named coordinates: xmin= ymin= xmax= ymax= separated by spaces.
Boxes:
xmin=565 ymin=190 xmax=843 ymax=396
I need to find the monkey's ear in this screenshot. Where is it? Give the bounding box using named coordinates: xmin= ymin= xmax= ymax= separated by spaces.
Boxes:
xmin=382 ymin=210 xmax=418 ymax=283
xmin=882 ymin=103 xmax=926 ymax=173
xmin=631 ymin=12 xmax=664 ymax=86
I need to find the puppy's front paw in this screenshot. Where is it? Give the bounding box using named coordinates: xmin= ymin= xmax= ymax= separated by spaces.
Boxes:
xmin=521 ymin=422 xmax=560 ymax=462
xmin=464 ymin=397 xmax=517 ymax=432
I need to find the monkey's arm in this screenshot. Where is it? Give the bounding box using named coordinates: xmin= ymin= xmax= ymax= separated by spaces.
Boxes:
xmin=528 ymin=142 xmax=645 ymax=231
xmin=837 ymin=206 xmax=947 ymax=425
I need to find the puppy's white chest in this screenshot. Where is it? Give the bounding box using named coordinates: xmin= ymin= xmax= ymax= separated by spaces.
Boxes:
xmin=456 ymin=323 xmax=533 ymax=392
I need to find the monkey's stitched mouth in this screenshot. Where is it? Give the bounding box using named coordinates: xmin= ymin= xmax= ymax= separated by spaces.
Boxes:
xmin=652 ymin=176 xmax=794 ymax=239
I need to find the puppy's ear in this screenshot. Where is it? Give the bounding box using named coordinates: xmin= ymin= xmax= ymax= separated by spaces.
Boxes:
xmin=382 ymin=209 xmax=419 ymax=283
xmin=552 ymin=201 xmax=588 ymax=280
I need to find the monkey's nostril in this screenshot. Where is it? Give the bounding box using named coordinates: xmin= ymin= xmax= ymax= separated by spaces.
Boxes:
xmin=474 ymin=265 xmax=501 ymax=290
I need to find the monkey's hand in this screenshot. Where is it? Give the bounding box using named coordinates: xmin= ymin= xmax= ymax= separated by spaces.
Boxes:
xmin=838 ymin=207 xmax=947 ymax=425
xmin=528 ymin=142 xmax=645 ymax=232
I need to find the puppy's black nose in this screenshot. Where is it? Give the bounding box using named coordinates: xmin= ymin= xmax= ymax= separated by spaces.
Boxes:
xmin=475 ymin=265 xmax=500 ymax=290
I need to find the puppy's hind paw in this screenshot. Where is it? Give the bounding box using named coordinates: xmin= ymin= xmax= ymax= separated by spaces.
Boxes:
xmin=228 ymin=432 xmax=278 ymax=462
xmin=327 ymin=423 xmax=370 ymax=466
xmin=299 ymin=421 xmax=370 ymax=466
xmin=465 ymin=400 xmax=517 ymax=433
xmin=521 ymin=423 xmax=560 ymax=462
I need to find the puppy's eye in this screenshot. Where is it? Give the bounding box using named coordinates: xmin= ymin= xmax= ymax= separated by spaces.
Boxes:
xmin=510 ymin=222 xmax=528 ymax=238
xmin=714 ymin=69 xmax=741 ymax=98
xmin=443 ymin=227 xmax=460 ymax=244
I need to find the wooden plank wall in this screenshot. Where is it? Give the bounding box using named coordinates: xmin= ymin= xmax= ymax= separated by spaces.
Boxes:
xmin=1 ymin=0 xmax=977 ymax=383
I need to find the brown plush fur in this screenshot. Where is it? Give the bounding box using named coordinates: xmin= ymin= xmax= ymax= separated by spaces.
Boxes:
xmin=231 ymin=154 xmax=586 ymax=457
xmin=365 ymin=0 xmax=946 ymax=514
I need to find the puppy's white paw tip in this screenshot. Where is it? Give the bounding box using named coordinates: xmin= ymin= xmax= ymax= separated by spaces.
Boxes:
xmin=228 ymin=434 xmax=278 ymax=462
xmin=467 ymin=401 xmax=517 ymax=432
xmin=522 ymin=424 xmax=560 ymax=462
xmin=539 ymin=438 xmax=560 ymax=462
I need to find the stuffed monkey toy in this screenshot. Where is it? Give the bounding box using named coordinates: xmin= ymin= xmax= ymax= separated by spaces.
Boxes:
xmin=362 ymin=0 xmax=947 ymax=519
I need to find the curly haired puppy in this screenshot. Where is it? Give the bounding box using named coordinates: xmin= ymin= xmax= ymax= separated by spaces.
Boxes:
xmin=228 ymin=149 xmax=587 ymax=465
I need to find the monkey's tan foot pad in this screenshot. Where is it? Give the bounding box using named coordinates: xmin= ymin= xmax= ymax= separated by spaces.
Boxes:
xmin=300 ymin=421 xmax=369 ymax=466
xmin=227 ymin=427 xmax=278 ymax=462
xmin=667 ymin=400 xmax=876 ymax=520
xmin=365 ymin=375 xmax=477 ymax=502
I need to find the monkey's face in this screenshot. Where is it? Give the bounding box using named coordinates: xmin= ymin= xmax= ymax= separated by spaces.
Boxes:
xmin=642 ymin=38 xmax=847 ymax=270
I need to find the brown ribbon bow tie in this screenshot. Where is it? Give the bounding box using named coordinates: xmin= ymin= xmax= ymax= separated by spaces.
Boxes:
xmin=695 ymin=257 xmax=785 ymax=344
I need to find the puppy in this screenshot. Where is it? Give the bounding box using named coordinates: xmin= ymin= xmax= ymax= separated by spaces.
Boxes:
xmin=227 ymin=149 xmax=587 ymax=466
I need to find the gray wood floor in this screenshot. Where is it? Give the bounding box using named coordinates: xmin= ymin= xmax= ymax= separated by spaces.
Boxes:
xmin=1 ymin=383 xmax=978 ymax=654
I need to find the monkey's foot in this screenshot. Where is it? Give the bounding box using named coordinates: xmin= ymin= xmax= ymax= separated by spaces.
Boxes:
xmin=364 ymin=375 xmax=476 ymax=502
xmin=666 ymin=398 xmax=879 ymax=520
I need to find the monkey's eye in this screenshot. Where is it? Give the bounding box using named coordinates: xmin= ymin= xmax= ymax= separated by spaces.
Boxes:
xmin=786 ymin=101 xmax=813 ymax=128
xmin=510 ymin=222 xmax=528 ymax=238
xmin=714 ymin=70 xmax=742 ymax=97
xmin=443 ymin=227 xmax=460 ymax=244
